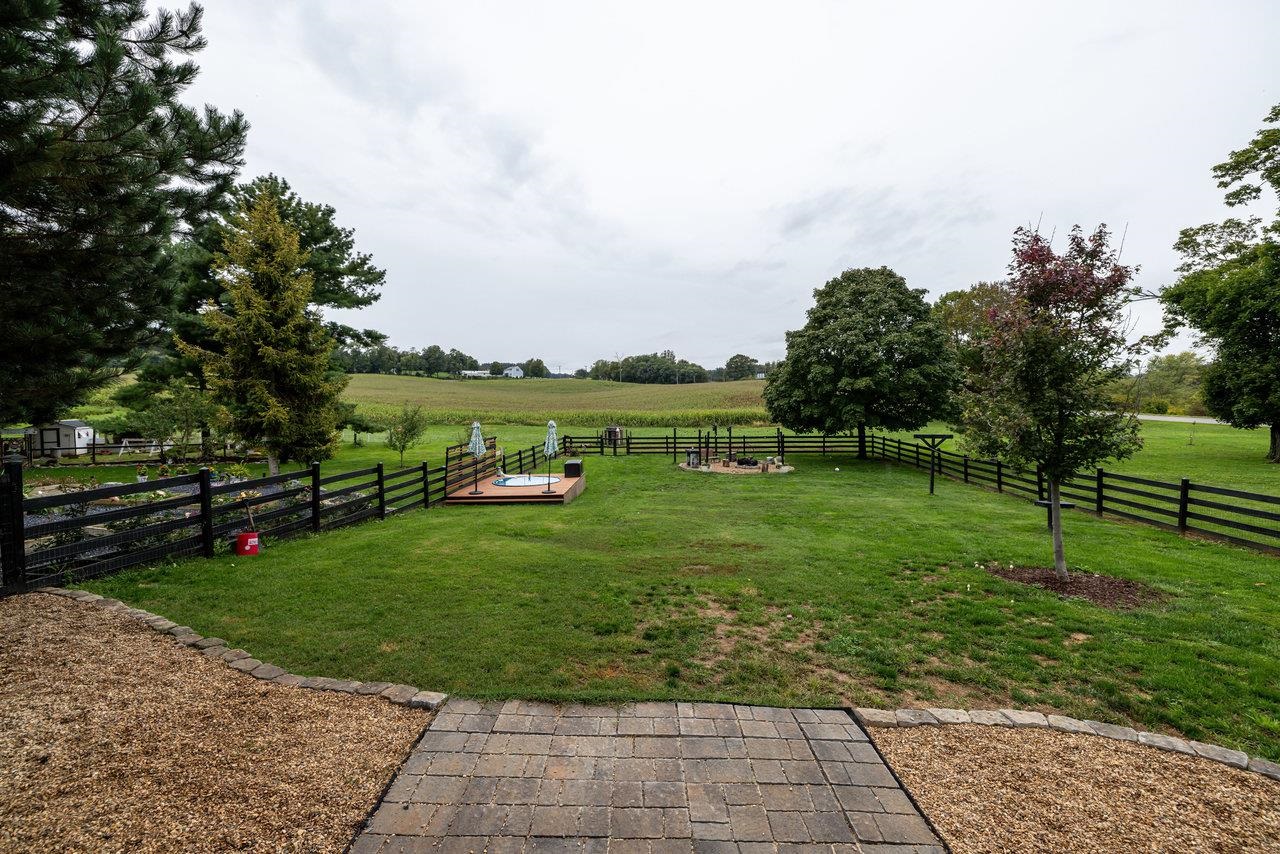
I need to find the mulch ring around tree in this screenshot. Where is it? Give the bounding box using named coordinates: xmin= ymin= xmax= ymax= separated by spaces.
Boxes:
xmin=988 ymin=563 xmax=1163 ymax=609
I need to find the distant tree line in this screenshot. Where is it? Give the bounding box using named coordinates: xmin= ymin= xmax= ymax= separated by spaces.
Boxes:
xmin=587 ymin=351 xmax=709 ymax=384
xmin=333 ymin=343 xmax=479 ymax=376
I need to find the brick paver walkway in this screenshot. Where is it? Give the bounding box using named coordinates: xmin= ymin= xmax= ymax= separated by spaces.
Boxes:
xmin=353 ymin=700 xmax=944 ymax=853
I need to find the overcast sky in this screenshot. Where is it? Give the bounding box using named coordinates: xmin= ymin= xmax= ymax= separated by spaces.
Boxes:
xmin=185 ymin=1 xmax=1278 ymax=371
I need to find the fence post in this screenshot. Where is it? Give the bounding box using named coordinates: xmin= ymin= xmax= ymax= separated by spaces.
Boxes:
xmin=376 ymin=462 xmax=386 ymax=520
xmin=1095 ymin=468 xmax=1104 ymax=514
xmin=311 ymin=462 xmax=322 ymax=531
xmin=626 ymin=434 xmax=631 ymax=455
xmin=2 ymin=455 xmax=27 ymax=588
xmin=198 ymin=467 xmax=214 ymax=558
xmin=1178 ymin=477 xmax=1190 ymax=532
xmin=421 ymin=462 xmax=431 ymax=508
xmin=672 ymin=427 xmax=677 ymax=463
xmin=996 ymin=460 xmax=1003 ymax=492
xmin=963 ymin=456 xmax=970 ymax=483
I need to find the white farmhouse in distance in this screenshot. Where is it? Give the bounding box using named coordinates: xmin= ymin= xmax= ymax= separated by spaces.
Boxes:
xmin=503 ymin=365 xmax=524 ymax=378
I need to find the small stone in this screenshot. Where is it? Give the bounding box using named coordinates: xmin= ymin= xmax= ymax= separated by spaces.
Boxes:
xmin=326 ymin=679 xmax=360 ymax=693
xmin=251 ymin=663 xmax=286 ymax=680
xmin=1248 ymin=756 xmax=1280 ymax=781
xmin=1000 ymin=709 xmax=1048 ymax=728
xmin=228 ymin=657 xmax=262 ymax=673
xmin=356 ymin=681 xmax=393 ymax=696
xmin=895 ymin=709 xmax=937 ymax=727
xmin=1046 ymin=715 xmax=1092 ymax=734
xmin=177 ymin=634 xmax=204 ymax=647
xmin=925 ymin=708 xmax=970 ymax=724
xmin=193 ymin=637 xmax=226 ymax=649
xmin=1137 ymin=732 xmax=1194 ymax=755
xmin=200 ymin=646 xmax=228 ymax=659
xmin=1189 ymin=740 xmax=1249 ymax=769
xmin=381 ymin=684 xmax=418 ymax=704
xmin=853 ymin=708 xmax=898 ymax=728
xmin=1085 ymin=721 xmax=1138 ymax=742
xmin=220 ymin=648 xmax=251 ymax=662
xmin=97 ymin=598 xmax=124 ymax=608
xmin=78 ymin=593 xmax=103 ymax=603
xmin=166 ymin=625 xmax=196 ymax=636
xmin=149 ymin=620 xmax=176 ymax=631
xmin=968 ymin=710 xmax=1013 ymax=726
xmin=409 ymin=690 xmax=448 ymax=710
xmin=273 ymin=673 xmax=304 ymax=687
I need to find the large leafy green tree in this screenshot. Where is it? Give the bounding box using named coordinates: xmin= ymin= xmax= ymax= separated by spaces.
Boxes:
xmin=933 ymin=281 xmax=1010 ymax=377
xmin=962 ymin=226 xmax=1143 ymax=580
xmin=0 ymin=1 xmax=247 ymax=425
xmin=1162 ymin=105 xmax=1280 ymax=462
xmin=763 ymin=267 xmax=958 ymax=456
xmin=180 ymin=191 xmax=346 ymax=474
xmin=724 ymin=354 xmax=759 ymax=381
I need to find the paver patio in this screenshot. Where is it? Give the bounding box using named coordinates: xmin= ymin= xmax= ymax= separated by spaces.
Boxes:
xmin=354 ymin=700 xmax=944 ymax=853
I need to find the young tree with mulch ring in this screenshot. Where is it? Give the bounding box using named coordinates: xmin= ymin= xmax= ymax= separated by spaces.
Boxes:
xmin=961 ymin=226 xmax=1143 ymax=580
xmin=180 ymin=191 xmax=347 ymax=475
xmin=764 ymin=267 xmax=959 ymax=457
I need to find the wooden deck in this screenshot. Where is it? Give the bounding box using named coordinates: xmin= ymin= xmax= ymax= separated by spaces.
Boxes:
xmin=444 ymin=472 xmax=585 ymax=506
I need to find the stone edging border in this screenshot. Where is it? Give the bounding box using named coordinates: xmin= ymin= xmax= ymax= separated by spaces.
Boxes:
xmin=852 ymin=706 xmax=1280 ymax=783
xmin=37 ymin=587 xmax=448 ymax=711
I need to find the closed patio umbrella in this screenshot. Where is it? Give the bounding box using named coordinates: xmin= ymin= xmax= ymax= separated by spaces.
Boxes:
xmin=543 ymin=420 xmax=558 ymax=494
xmin=468 ymin=421 xmax=485 ymax=495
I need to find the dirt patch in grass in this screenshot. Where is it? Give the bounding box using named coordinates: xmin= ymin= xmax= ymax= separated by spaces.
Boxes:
xmin=0 ymin=593 xmax=427 ymax=853
xmin=989 ymin=564 xmax=1162 ymax=609
xmin=874 ymin=724 xmax=1280 ymax=854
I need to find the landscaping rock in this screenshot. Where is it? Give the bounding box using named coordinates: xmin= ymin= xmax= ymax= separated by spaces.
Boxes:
xmin=166 ymin=625 xmax=196 ymax=637
xmin=1000 ymin=709 xmax=1048 ymax=728
xmin=220 ymin=649 xmax=251 ymax=663
xmin=1046 ymin=715 xmax=1092 ymax=735
xmin=968 ymin=710 xmax=1013 ymax=726
xmin=1084 ymin=721 xmax=1138 ymax=742
xmin=853 ymin=708 xmax=898 ymax=728
xmin=327 ymin=680 xmax=360 ymax=694
xmin=177 ymin=634 xmax=204 ymax=647
xmin=356 ymin=681 xmax=393 ymax=696
xmin=381 ymin=684 xmax=419 ymax=705
xmin=149 ymin=619 xmax=176 ymax=631
xmin=895 ymin=709 xmax=938 ymax=727
xmin=228 ymin=657 xmax=262 ymax=673
xmin=925 ymin=708 xmax=970 ymax=725
xmin=77 ymin=593 xmax=103 ymax=603
xmin=1189 ymin=740 xmax=1249 ymax=769
xmin=408 ymin=690 xmax=447 ymax=710
xmin=251 ymin=663 xmax=286 ymax=680
xmin=200 ymin=646 xmax=227 ymax=659
xmin=1248 ymin=757 xmax=1280 ymax=781
xmin=1137 ymin=732 xmax=1195 ymax=755
xmin=192 ymin=637 xmax=226 ymax=650
xmin=273 ymin=674 xmax=304 ymax=687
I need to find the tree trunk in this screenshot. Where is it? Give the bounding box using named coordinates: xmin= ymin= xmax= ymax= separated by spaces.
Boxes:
xmin=1270 ymin=422 xmax=1279 ymax=463
xmin=857 ymin=423 xmax=867 ymax=459
xmin=267 ymin=454 xmax=280 ymax=476
xmin=1049 ymin=479 xmax=1069 ymax=581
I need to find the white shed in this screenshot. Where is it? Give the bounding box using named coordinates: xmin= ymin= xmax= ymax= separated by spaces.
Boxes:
xmin=503 ymin=365 xmax=525 ymax=378
xmin=27 ymin=420 xmax=99 ymax=458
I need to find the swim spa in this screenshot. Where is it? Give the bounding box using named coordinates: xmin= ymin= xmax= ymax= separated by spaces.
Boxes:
xmin=492 ymin=474 xmax=561 ymax=487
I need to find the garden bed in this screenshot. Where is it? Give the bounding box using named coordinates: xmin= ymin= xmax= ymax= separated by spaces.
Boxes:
xmin=0 ymin=593 xmax=427 ymax=852
xmin=873 ymin=723 xmax=1280 ymax=853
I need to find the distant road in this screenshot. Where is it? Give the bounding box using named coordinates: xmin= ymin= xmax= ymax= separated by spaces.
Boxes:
xmin=1134 ymin=413 xmax=1224 ymax=425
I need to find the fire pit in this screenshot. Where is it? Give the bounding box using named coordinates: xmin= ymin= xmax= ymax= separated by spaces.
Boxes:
xmin=679 ymin=455 xmax=793 ymax=476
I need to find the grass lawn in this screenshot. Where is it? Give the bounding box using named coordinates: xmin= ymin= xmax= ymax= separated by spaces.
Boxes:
xmin=86 ymin=453 xmax=1280 ymax=761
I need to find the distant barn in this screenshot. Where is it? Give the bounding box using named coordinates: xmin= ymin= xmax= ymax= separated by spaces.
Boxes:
xmin=503 ymin=365 xmax=524 ymax=378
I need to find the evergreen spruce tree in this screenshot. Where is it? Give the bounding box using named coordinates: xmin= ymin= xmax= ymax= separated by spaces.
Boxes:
xmin=180 ymin=192 xmax=346 ymax=474
xmin=0 ymin=2 xmax=247 ymax=424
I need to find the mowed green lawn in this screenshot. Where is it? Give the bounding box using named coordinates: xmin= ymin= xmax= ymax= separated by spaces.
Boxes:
xmin=86 ymin=453 xmax=1280 ymax=761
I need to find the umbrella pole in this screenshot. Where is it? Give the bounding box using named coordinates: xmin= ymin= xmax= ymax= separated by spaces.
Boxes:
xmin=543 ymin=446 xmax=554 ymax=494
xmin=469 ymin=458 xmax=482 ymax=495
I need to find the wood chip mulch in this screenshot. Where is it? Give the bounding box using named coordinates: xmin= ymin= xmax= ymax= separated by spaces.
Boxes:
xmin=0 ymin=593 xmax=428 ymax=853
xmin=989 ymin=563 xmax=1162 ymax=609
xmin=873 ymin=724 xmax=1280 ymax=853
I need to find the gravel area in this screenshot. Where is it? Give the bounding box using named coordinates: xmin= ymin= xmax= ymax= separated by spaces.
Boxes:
xmin=0 ymin=593 xmax=428 ymax=853
xmin=873 ymin=724 xmax=1280 ymax=853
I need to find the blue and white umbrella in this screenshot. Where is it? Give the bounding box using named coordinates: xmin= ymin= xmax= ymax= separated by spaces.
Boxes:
xmin=542 ymin=420 xmax=558 ymax=493
xmin=543 ymin=420 xmax=558 ymax=459
xmin=467 ymin=421 xmax=486 ymax=458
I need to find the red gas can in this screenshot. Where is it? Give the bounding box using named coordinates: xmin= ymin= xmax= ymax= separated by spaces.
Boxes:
xmin=234 ymin=532 xmax=260 ymax=556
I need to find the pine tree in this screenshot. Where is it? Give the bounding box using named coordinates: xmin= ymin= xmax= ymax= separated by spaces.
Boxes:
xmin=180 ymin=192 xmax=347 ymax=474
xmin=0 ymin=2 xmax=247 ymax=424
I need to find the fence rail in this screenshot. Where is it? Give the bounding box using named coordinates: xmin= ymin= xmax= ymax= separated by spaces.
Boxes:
xmin=0 ymin=435 xmax=559 ymax=595
xmin=563 ymin=428 xmax=1280 ymax=555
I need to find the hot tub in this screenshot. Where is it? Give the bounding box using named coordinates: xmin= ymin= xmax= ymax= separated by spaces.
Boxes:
xmin=493 ymin=474 xmax=561 ymax=487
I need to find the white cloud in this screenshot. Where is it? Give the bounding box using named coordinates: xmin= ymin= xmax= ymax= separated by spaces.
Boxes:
xmin=185 ymin=0 xmax=1280 ymax=369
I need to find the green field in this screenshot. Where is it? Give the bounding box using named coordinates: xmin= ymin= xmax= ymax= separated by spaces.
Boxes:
xmin=87 ymin=452 xmax=1280 ymax=761
xmin=343 ymin=374 xmax=769 ymax=426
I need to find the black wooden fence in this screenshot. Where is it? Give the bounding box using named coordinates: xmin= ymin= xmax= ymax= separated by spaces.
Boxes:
xmin=563 ymin=428 xmax=1280 ymax=555
xmin=0 ymin=437 xmax=554 ymax=596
